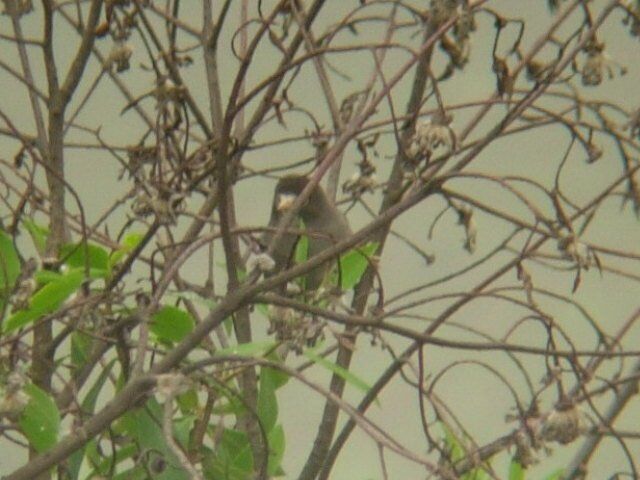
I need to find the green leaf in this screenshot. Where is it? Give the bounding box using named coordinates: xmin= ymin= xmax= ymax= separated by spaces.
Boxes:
xmin=0 ymin=229 xmax=20 ymax=288
xmin=441 ymin=423 xmax=490 ymax=480
xmin=303 ymin=347 xmax=371 ymax=394
xmin=119 ymin=399 xmax=190 ymax=480
xmin=165 ymin=291 xmax=218 ymax=309
xmin=82 ymin=360 xmax=116 ymax=414
xmin=442 ymin=423 xmax=465 ymax=462
xmin=210 ymin=399 xmax=245 ymax=417
xmin=262 ymin=357 xmax=290 ymax=390
xmin=86 ymin=442 xmax=137 ymax=478
xmin=267 ymin=424 xmax=285 ymax=476
xmin=4 ymin=269 xmax=85 ymax=333
xmin=173 ymin=415 xmax=196 ymax=450
xmin=211 ymin=429 xmax=253 ymax=480
xmin=34 ymin=270 xmax=64 ymax=285
xmin=224 ymin=316 xmax=234 ymax=336
xmin=509 ymin=460 xmax=525 ymax=480
xmin=67 ymin=360 xmax=116 ymax=479
xmin=237 ymin=267 xmax=247 ymax=281
xmin=335 ymin=242 xmax=378 ymax=290
xmin=109 ymin=232 xmax=144 ymax=268
xmin=61 ymin=242 xmax=110 ymax=277
xmin=111 ymin=466 xmax=149 ymax=480
xmin=0 ymin=229 xmax=20 ymax=313
xmin=464 ymin=468 xmax=490 ymax=480
xmin=293 ymin=233 xmax=309 ymax=289
xmin=294 ymin=234 xmax=309 ymax=264
xmin=23 ymin=219 xmax=48 ymax=256
xmin=19 ymin=384 xmax=60 ymax=453
xmin=151 ymin=305 xmax=195 ymax=344
xmin=258 ymin=367 xmax=278 ymax=432
xmin=176 ymin=388 xmax=199 ymax=413
xmin=544 ymin=469 xmax=565 ymax=480
xmin=71 ymin=331 xmax=92 ymax=368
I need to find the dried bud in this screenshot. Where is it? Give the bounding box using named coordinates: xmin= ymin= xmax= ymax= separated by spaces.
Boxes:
xmin=457 ymin=205 xmax=477 ymax=253
xmin=526 ymin=60 xmax=551 ymax=83
xmin=586 ymin=143 xmax=602 ymax=163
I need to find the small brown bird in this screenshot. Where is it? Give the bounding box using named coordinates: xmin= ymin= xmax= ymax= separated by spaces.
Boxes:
xmin=262 ymin=175 xmax=352 ymax=291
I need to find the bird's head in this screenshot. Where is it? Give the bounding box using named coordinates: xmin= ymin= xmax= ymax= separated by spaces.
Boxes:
xmin=272 ymin=175 xmax=326 ymax=222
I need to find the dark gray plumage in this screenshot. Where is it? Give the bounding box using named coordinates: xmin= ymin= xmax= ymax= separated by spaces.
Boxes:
xmin=262 ymin=175 xmax=352 ymax=291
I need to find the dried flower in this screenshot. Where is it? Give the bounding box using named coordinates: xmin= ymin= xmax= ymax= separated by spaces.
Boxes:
xmin=343 ymin=157 xmax=377 ymax=198
xmin=513 ymin=430 xmax=539 ymax=468
xmin=10 ymin=258 xmax=38 ymax=313
xmin=579 ymin=40 xmax=626 ymax=87
xmin=541 ymin=403 xmax=587 ymax=444
xmin=622 ymin=2 xmax=640 ymax=38
xmin=1 ymin=0 xmax=33 ymax=17
xmin=155 ymin=373 xmax=190 ymax=400
xmin=493 ymin=57 xmax=513 ymax=97
xmin=430 ymin=1 xmax=475 ymax=78
xmin=623 ymin=107 xmax=640 ymax=140
xmin=267 ymin=306 xmax=325 ymax=354
xmin=154 ymin=78 xmax=185 ymax=103
xmin=581 ymin=52 xmax=603 ymax=86
xmin=285 ymin=282 xmax=302 ymax=295
xmin=0 ymin=372 xmax=29 ymax=420
xmin=453 ymin=6 xmax=476 ymax=41
xmin=429 ymin=0 xmax=458 ymax=28
xmin=132 ymin=192 xmax=185 ymax=225
xmin=308 ymin=128 xmax=332 ymax=160
xmin=439 ymin=34 xmax=470 ymax=69
xmin=343 ymin=171 xmax=377 ymax=197
xmin=339 ymin=91 xmax=367 ymax=125
xmin=407 ymin=113 xmax=455 ymax=164
xmin=11 ymin=277 xmax=35 ymax=312
xmin=126 ymin=144 xmax=157 ymax=175
xmin=106 ymin=42 xmax=133 ymax=73
xmin=557 ymin=234 xmax=592 ymax=269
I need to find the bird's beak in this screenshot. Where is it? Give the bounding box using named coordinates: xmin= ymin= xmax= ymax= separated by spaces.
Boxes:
xmin=276 ymin=193 xmax=297 ymax=212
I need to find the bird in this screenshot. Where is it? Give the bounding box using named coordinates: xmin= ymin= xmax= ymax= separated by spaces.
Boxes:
xmin=261 ymin=175 xmax=352 ymax=291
